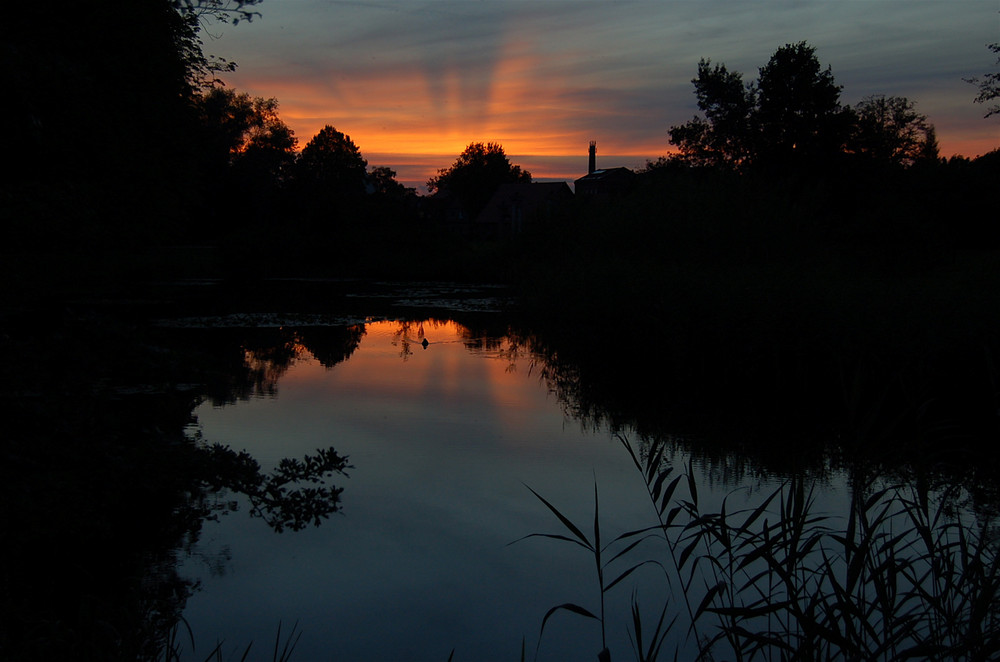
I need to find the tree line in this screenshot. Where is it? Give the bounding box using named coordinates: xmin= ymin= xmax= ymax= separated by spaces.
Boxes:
xmin=666 ymin=42 xmax=941 ymax=171
xmin=2 ymin=1 xmax=997 ymax=286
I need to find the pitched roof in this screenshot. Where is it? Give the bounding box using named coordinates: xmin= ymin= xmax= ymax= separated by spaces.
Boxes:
xmin=575 ymin=167 xmax=634 ymax=183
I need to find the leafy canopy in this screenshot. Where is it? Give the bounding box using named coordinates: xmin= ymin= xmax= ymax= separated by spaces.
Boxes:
xmin=849 ymin=94 xmax=939 ymax=167
xmin=966 ymin=42 xmax=1000 ymax=118
xmin=669 ymin=41 xmax=852 ymax=170
xmin=297 ymin=126 xmax=369 ymax=198
xmin=428 ymin=142 xmax=531 ymax=218
xmin=667 ymin=60 xmax=756 ymax=167
xmin=198 ymin=88 xmax=297 ymax=178
xmin=668 ymin=41 xmax=950 ymax=171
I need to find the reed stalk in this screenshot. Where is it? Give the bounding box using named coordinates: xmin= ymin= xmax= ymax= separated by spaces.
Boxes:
xmin=522 ymin=434 xmax=1000 ymax=661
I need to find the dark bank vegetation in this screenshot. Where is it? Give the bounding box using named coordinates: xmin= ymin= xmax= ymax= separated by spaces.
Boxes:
xmin=1 ymin=308 xmax=356 ymax=661
xmin=510 ymin=43 xmax=1000 ymax=487
xmin=513 ymin=149 xmax=1000 ymax=462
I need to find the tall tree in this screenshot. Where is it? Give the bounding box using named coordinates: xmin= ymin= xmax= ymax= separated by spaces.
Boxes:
xmin=849 ymin=95 xmax=938 ymax=167
xmin=669 ymin=42 xmax=850 ymax=171
xmin=296 ymin=126 xmax=369 ymax=201
xmin=198 ymin=88 xmax=298 ymax=183
xmin=755 ymin=42 xmax=851 ymax=168
xmin=668 ymin=60 xmax=756 ymax=167
xmin=367 ymin=166 xmax=411 ymax=199
xmin=1 ymin=0 xmax=259 ymax=248
xmin=192 ymin=88 xmax=297 ymax=238
xmin=427 ymin=142 xmax=531 ymax=219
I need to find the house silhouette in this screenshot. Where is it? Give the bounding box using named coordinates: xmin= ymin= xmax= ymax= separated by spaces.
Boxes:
xmin=574 ymin=141 xmax=635 ymax=199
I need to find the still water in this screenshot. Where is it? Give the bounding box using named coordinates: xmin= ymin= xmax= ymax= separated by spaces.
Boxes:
xmin=177 ymin=317 xmax=802 ymax=661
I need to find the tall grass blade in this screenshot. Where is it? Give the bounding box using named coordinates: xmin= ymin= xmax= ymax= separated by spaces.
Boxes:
xmin=693 ymin=581 xmax=726 ymax=622
xmin=685 ymin=459 xmax=698 ymax=509
xmin=522 ymin=484 xmax=593 ymax=550
xmin=535 ymin=603 xmax=600 ymax=659
xmin=618 ymin=433 xmax=644 ymax=475
xmin=649 ymin=466 xmax=674 ymax=508
xmin=594 ymin=481 xmax=602 ymax=561
xmin=509 ymin=531 xmax=596 ymax=551
xmin=628 ymin=590 xmax=677 ymax=662
xmin=272 ymin=620 xmax=301 ymax=662
xmin=646 ymin=440 xmax=667 ymax=487
xmin=658 ymin=475 xmax=685 ymax=518
xmin=604 ymin=559 xmax=660 ymax=593
xmin=734 ymin=487 xmax=780 ymax=539
xmin=199 ymin=642 xmax=225 ymax=662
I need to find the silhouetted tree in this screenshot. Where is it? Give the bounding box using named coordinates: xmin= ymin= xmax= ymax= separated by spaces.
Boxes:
xmin=755 ymin=42 xmax=851 ymax=169
xmin=367 ymin=166 xmax=412 ymax=199
xmin=170 ymin=0 xmax=262 ymax=26
xmin=296 ymin=126 xmax=369 ymax=201
xmin=1 ymin=0 xmax=260 ymax=253
xmin=966 ymin=42 xmax=1000 ymax=118
xmin=669 ymin=42 xmax=850 ymax=171
xmin=184 ymin=88 xmax=299 ymax=244
xmin=199 ymin=88 xmax=297 ymax=177
xmin=668 ymin=60 xmax=756 ymax=167
xmin=849 ymin=95 xmax=939 ymax=167
xmin=427 ymin=142 xmax=531 ymax=220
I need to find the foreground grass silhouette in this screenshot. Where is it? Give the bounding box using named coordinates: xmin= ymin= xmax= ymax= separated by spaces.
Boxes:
xmin=515 ymin=434 xmax=999 ymax=662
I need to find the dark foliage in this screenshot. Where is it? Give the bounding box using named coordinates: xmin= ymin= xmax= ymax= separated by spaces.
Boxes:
xmin=0 ymin=309 xmax=351 ymax=661
xmin=667 ymin=59 xmax=756 ymax=168
xmin=295 ymin=125 xmax=369 ymax=202
xmin=755 ymin=41 xmax=852 ymax=169
xmin=513 ymin=149 xmax=1000 ymax=480
xmin=966 ymin=42 xmax=1000 ymax=118
xmin=669 ymin=42 xmax=946 ymax=174
xmin=670 ymin=42 xmax=852 ymax=171
xmin=849 ymin=94 xmax=939 ymax=167
xmin=428 ymin=142 xmax=532 ymax=221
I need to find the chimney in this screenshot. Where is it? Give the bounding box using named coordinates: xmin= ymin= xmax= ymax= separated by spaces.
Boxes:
xmin=588 ymin=141 xmax=596 ymax=174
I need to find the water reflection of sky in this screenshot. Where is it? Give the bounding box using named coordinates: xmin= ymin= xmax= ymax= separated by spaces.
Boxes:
xmin=180 ymin=319 xmax=841 ymax=661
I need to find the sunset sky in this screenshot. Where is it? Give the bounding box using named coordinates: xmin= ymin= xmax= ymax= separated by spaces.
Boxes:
xmin=207 ymin=0 xmax=1000 ymax=190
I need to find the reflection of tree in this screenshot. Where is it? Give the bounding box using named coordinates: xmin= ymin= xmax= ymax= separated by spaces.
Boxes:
xmin=388 ymin=319 xmax=511 ymax=361
xmin=300 ymin=325 xmax=366 ymax=368
xmin=504 ymin=321 xmax=1000 ymax=515
xmin=391 ymin=320 xmax=432 ymax=359
xmin=200 ymin=442 xmax=351 ymax=533
xmin=1 ymin=314 xmax=353 ymax=661
xmin=184 ymin=325 xmax=365 ymax=405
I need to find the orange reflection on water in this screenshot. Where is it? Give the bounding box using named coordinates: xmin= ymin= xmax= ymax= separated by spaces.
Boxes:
xmin=277 ymin=319 xmax=550 ymax=440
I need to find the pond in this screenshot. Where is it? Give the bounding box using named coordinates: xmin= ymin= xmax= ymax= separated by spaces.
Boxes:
xmin=173 ymin=311 xmax=859 ymax=662
xmin=177 ymin=317 xmax=681 ymax=661
xmin=4 ymin=281 xmax=997 ymax=661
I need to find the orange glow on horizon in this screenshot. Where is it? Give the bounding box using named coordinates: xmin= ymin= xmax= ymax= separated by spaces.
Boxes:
xmin=223 ymin=45 xmax=671 ymax=185
xmin=230 ymin=63 xmax=998 ymax=168
xmin=214 ymin=0 xmax=999 ymax=187
xmin=227 ymin=56 xmax=997 ymax=189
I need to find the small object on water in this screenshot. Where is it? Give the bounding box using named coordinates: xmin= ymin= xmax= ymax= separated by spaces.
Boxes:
xmin=421 ymin=338 xmax=429 ymax=349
